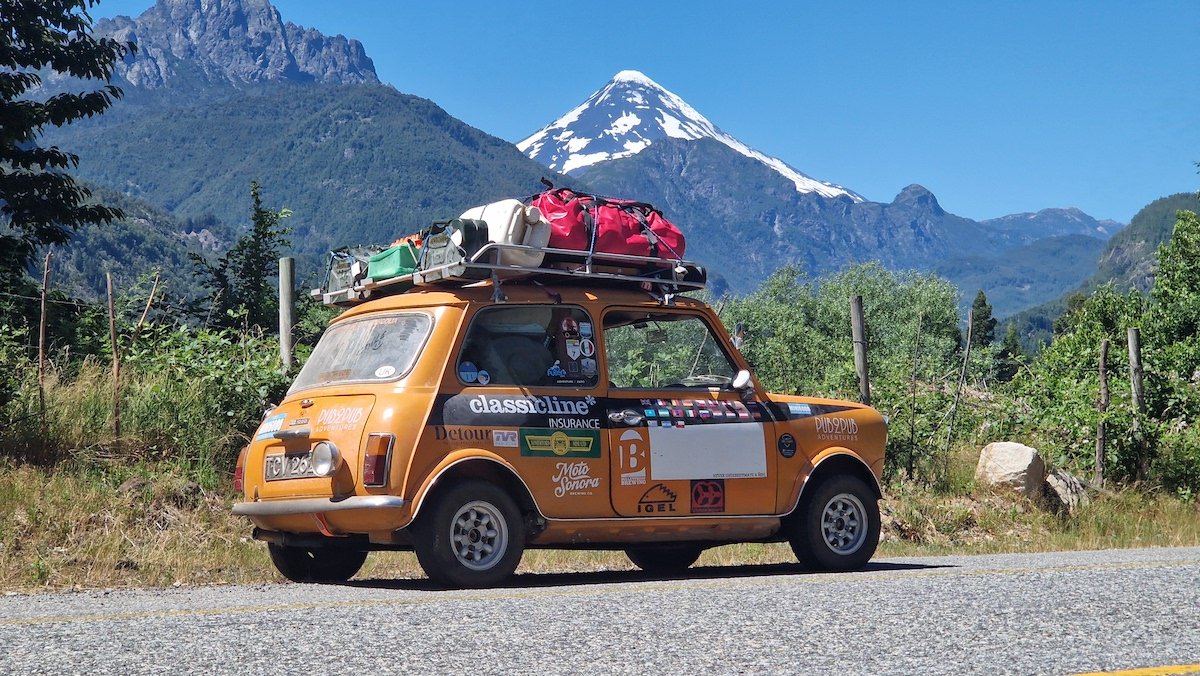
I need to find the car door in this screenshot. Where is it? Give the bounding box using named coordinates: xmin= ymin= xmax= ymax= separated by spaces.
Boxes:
xmin=601 ymin=307 xmax=778 ymax=517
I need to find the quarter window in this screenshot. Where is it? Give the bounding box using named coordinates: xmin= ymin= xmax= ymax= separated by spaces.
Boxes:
xmin=457 ymin=305 xmax=598 ymax=388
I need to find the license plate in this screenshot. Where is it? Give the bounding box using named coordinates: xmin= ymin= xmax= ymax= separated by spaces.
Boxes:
xmin=264 ymin=452 xmax=315 ymax=481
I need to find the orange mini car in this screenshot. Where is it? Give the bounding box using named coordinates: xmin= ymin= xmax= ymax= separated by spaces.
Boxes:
xmin=233 ymin=243 xmax=887 ymax=588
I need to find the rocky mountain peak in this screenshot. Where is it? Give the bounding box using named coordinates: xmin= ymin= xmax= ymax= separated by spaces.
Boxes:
xmin=893 ymin=184 xmax=945 ymax=215
xmin=96 ymin=0 xmax=378 ymax=89
xmin=518 ymin=70 xmax=862 ymax=201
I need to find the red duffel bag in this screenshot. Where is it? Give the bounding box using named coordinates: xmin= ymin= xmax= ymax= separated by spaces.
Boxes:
xmin=529 ymin=186 xmax=687 ymax=259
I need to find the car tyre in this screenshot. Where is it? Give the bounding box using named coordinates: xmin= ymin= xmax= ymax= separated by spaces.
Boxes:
xmin=267 ymin=543 xmax=367 ymax=583
xmin=412 ymin=480 xmax=525 ymax=588
xmin=788 ymin=475 xmax=880 ymax=572
xmin=625 ymin=544 xmax=703 ymax=574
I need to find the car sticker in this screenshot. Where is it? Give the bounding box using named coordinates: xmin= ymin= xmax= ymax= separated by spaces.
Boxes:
xmin=458 ymin=361 xmax=479 ymax=383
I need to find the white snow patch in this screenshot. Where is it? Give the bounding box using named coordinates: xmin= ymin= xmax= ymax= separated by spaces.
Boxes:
xmin=613 ymin=69 xmax=659 ymax=87
xmin=607 ymin=111 xmax=641 ymax=136
xmin=562 ymin=151 xmax=612 ymax=173
xmin=622 ymin=139 xmax=651 ymax=154
xmin=565 ymin=137 xmax=591 ymax=153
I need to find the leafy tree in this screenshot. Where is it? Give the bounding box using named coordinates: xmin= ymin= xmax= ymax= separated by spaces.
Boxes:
xmin=725 ymin=262 xmax=974 ymax=482
xmin=969 ymin=290 xmax=997 ymax=347
xmin=0 ymin=0 xmax=134 ymax=276
xmin=190 ymin=181 xmax=292 ymax=330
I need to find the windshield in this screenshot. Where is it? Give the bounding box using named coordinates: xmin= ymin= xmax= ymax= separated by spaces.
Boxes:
xmin=289 ymin=312 xmax=432 ymax=393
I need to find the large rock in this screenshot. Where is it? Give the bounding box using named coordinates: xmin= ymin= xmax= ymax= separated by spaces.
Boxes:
xmin=975 ymin=441 xmax=1046 ymax=499
xmin=1044 ymin=469 xmax=1090 ymax=515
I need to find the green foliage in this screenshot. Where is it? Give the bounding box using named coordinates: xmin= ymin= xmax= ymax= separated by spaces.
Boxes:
xmin=0 ymin=320 xmax=291 ymax=483
xmin=0 ymin=0 xmax=133 ymax=274
xmin=995 ymin=323 xmax=1024 ymax=383
xmin=1004 ymin=284 xmax=1146 ymax=479
xmin=190 ymin=181 xmax=291 ymax=331
xmin=724 ymin=262 xmax=982 ymax=483
xmin=969 ymin=290 xmax=996 ymax=347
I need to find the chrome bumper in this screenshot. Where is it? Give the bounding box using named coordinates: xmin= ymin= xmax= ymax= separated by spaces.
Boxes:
xmin=232 ymin=495 xmax=407 ymax=517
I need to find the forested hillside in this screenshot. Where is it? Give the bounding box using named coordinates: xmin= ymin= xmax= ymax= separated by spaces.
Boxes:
xmin=1005 ymin=192 xmax=1198 ymax=349
xmin=43 ymin=84 xmax=569 ymax=283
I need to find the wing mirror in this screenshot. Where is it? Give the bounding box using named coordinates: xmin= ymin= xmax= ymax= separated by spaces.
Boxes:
xmin=731 ymin=369 xmax=752 ymax=391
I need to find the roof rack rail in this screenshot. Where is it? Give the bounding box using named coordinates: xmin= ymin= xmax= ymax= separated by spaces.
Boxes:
xmin=312 ymin=242 xmax=707 ymax=307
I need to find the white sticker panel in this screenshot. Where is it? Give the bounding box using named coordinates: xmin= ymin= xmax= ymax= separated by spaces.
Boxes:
xmin=648 ymin=423 xmax=767 ymax=480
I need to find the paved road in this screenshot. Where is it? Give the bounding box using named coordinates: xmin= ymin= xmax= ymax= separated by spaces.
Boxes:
xmin=1 ymin=547 xmax=1198 ymax=675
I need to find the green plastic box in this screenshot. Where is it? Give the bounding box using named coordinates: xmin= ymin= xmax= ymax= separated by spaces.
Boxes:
xmin=367 ymin=241 xmax=420 ymax=280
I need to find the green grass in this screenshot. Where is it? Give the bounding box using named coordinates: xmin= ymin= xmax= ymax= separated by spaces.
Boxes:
xmin=1 ymin=459 xmax=1197 ymax=592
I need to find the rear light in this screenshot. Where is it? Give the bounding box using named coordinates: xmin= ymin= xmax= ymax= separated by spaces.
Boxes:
xmin=362 ymin=433 xmax=394 ymax=487
xmin=233 ymin=446 xmax=248 ymax=493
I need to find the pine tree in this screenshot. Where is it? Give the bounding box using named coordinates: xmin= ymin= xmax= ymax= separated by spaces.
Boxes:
xmin=191 ymin=181 xmax=292 ymax=330
xmin=969 ymin=289 xmax=997 ymax=347
xmin=0 ymin=0 xmax=135 ymax=275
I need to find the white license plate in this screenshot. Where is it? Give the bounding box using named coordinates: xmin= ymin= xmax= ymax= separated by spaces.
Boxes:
xmin=264 ymin=452 xmax=315 ymax=481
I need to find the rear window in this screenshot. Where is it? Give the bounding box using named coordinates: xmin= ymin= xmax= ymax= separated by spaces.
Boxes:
xmin=289 ymin=312 xmax=432 ymax=393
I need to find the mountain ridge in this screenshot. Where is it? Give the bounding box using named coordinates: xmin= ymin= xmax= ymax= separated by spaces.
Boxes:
xmin=93 ymin=0 xmax=378 ymax=91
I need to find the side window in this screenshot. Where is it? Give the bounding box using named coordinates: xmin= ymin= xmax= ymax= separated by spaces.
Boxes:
xmin=457 ymin=305 xmax=599 ymax=388
xmin=603 ymin=310 xmax=739 ymax=389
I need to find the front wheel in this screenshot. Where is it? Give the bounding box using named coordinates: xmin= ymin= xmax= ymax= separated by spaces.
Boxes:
xmin=625 ymin=544 xmax=703 ymax=574
xmin=411 ymin=480 xmax=525 ymax=588
xmin=267 ymin=543 xmax=367 ymax=583
xmin=788 ymin=475 xmax=880 ymax=572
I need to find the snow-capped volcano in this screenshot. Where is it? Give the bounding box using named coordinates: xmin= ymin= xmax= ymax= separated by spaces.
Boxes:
xmin=518 ymin=70 xmax=862 ymax=201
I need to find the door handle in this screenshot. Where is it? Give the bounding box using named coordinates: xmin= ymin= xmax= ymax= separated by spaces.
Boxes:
xmin=607 ymin=409 xmax=644 ymax=426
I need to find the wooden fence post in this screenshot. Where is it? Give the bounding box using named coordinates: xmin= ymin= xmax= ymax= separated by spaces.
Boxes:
xmin=908 ymin=312 xmax=924 ymax=479
xmin=107 ymin=273 xmax=120 ymax=447
xmin=1096 ymin=338 xmax=1109 ymax=486
xmin=136 ymin=270 xmax=160 ymax=332
xmin=38 ymin=251 xmax=52 ymax=461
xmin=279 ymin=257 xmax=295 ymax=373
xmin=1127 ymin=327 xmax=1147 ymax=480
xmin=850 ymin=295 xmax=871 ymax=405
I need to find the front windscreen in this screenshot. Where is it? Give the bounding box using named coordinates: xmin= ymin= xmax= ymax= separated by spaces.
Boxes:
xmin=289 ymin=312 xmax=432 ymax=393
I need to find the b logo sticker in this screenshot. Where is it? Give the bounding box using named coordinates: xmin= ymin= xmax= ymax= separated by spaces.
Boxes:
xmin=619 ymin=429 xmax=647 ymax=486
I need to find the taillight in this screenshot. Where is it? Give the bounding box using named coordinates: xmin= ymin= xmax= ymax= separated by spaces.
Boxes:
xmin=362 ymin=433 xmax=394 ymax=487
xmin=233 ymin=446 xmax=248 ymax=493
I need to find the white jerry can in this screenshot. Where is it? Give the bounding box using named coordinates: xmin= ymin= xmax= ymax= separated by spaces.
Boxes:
xmin=459 ymin=199 xmax=551 ymax=268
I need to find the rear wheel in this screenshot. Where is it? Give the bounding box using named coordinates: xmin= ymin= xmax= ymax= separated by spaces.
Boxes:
xmin=267 ymin=543 xmax=367 ymax=583
xmin=625 ymin=544 xmax=703 ymax=574
xmin=412 ymin=480 xmax=525 ymax=588
xmin=788 ymin=475 xmax=880 ymax=572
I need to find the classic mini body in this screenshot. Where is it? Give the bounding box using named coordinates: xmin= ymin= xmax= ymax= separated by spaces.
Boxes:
xmin=233 ymin=284 xmax=887 ymax=588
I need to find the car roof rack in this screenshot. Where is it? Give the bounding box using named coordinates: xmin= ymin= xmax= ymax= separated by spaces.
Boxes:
xmin=313 ymin=242 xmax=707 ymax=307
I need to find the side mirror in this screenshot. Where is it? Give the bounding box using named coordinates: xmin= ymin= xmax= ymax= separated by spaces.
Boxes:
xmin=731 ymin=369 xmax=752 ymax=391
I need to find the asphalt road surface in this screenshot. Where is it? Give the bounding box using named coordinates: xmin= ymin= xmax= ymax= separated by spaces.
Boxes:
xmin=1 ymin=547 xmax=1198 ymax=675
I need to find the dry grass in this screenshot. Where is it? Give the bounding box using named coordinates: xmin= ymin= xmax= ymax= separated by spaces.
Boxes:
xmin=1 ymin=461 xmax=1197 ymax=593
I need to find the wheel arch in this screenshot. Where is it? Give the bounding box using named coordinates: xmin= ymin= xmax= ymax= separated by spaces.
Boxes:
xmin=785 ymin=450 xmax=882 ymax=519
xmin=410 ymin=453 xmax=541 ymax=530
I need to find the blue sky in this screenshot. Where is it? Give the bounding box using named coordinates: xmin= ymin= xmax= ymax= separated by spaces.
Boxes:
xmin=94 ymin=0 xmax=1199 ymax=223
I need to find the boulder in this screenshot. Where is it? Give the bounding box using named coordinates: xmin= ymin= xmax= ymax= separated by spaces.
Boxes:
xmin=1043 ymin=469 xmax=1090 ymax=515
xmin=975 ymin=441 xmax=1046 ymax=499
